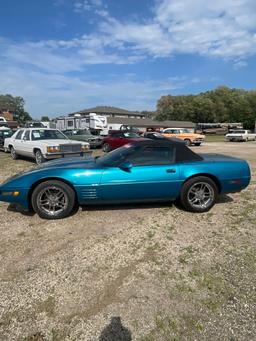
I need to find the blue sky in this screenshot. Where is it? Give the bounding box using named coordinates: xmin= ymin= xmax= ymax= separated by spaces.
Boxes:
xmin=0 ymin=0 xmax=256 ymax=117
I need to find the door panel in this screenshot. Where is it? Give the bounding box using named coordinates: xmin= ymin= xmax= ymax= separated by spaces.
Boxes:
xmin=100 ymin=164 xmax=181 ymax=202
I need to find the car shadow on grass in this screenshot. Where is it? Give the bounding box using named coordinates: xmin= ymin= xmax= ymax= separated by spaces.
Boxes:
xmin=81 ymin=194 xmax=233 ymax=213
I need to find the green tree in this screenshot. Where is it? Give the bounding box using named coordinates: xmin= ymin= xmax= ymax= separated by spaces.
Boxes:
xmin=155 ymin=86 xmax=256 ymax=129
xmin=0 ymin=94 xmax=32 ymax=123
xmin=156 ymin=95 xmax=174 ymax=120
xmin=41 ymin=116 xmax=50 ymax=122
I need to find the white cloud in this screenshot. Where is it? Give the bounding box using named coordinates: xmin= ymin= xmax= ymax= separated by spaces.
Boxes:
xmin=1 ymin=0 xmax=255 ymax=115
xmin=98 ymin=0 xmax=256 ymax=62
xmin=0 ymin=61 xmax=193 ymax=116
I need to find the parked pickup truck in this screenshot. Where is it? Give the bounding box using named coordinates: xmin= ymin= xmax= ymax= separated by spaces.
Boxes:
xmin=4 ymin=128 xmax=90 ymax=164
xmin=225 ymin=130 xmax=256 ymax=142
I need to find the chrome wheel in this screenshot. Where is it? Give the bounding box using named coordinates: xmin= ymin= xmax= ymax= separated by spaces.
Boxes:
xmin=187 ymin=182 xmax=214 ymax=209
xmin=37 ymin=186 xmax=68 ymax=216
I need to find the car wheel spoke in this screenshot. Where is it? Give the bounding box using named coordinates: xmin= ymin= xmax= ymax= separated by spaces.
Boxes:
xmin=187 ymin=182 xmax=214 ymax=209
xmin=37 ymin=186 xmax=68 ymax=216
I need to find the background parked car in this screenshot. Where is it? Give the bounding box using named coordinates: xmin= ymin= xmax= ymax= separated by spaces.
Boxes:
xmin=0 ymin=127 xmax=13 ymax=151
xmin=144 ymin=132 xmax=169 ymax=140
xmin=162 ymin=128 xmax=205 ymax=146
xmin=225 ymin=130 xmax=256 ymax=142
xmin=4 ymin=128 xmax=90 ymax=164
xmin=63 ymin=129 xmax=103 ymax=148
xmin=102 ymin=130 xmax=146 ymax=152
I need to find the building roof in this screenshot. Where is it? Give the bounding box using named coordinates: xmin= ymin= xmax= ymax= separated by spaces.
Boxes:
xmin=107 ymin=117 xmax=195 ymax=128
xmin=68 ymin=106 xmax=144 ymax=117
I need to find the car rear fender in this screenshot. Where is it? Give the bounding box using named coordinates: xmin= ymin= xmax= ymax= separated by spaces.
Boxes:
xmin=182 ymin=173 xmax=221 ymax=193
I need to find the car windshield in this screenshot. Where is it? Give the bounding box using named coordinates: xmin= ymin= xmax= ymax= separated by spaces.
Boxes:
xmin=75 ymin=130 xmax=91 ymax=135
xmin=31 ymin=129 xmax=68 ymax=140
xmin=2 ymin=130 xmax=13 ymax=137
xmin=232 ymin=130 xmax=245 ymax=134
xmin=96 ymin=144 xmax=138 ymax=166
xmin=122 ymin=132 xmax=140 ymax=138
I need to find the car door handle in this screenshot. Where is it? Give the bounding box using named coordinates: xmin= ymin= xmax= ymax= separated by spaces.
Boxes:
xmin=166 ymin=168 xmax=176 ymax=173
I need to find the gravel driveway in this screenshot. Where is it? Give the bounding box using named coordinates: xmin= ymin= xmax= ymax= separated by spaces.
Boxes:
xmin=0 ymin=142 xmax=255 ymax=340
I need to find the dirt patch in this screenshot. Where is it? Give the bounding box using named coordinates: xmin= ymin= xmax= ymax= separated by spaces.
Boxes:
xmin=0 ymin=142 xmax=255 ymax=340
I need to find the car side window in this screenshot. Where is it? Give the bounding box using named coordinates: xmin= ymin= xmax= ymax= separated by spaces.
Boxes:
xmin=126 ymin=146 xmax=174 ymax=166
xmin=111 ymin=132 xmax=122 ymax=138
xmin=15 ymin=130 xmax=24 ymax=140
xmin=24 ymin=130 xmax=31 ymax=140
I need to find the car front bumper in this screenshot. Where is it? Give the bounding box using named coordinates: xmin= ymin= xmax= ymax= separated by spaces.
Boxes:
xmin=0 ymin=186 xmax=30 ymax=209
xmin=45 ymin=151 xmax=92 ymax=159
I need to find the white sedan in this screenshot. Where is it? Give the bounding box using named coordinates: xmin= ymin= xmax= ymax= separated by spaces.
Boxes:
xmin=4 ymin=128 xmax=90 ymax=164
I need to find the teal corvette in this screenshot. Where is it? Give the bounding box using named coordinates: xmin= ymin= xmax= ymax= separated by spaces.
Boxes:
xmin=0 ymin=140 xmax=251 ymax=219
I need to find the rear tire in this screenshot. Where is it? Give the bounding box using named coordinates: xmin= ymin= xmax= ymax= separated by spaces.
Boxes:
xmin=31 ymin=180 xmax=76 ymax=219
xmin=184 ymin=139 xmax=191 ymax=146
xmin=10 ymin=146 xmax=19 ymax=160
xmin=179 ymin=176 xmax=218 ymax=213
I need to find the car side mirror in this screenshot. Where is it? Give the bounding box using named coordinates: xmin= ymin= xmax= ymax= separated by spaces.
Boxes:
xmin=119 ymin=161 xmax=132 ymax=171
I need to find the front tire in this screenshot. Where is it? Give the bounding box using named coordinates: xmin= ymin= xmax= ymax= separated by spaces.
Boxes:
xmin=184 ymin=139 xmax=191 ymax=146
xmin=35 ymin=149 xmax=46 ymax=165
xmin=10 ymin=146 xmax=19 ymax=160
xmin=31 ymin=180 xmax=76 ymax=219
xmin=179 ymin=176 xmax=218 ymax=213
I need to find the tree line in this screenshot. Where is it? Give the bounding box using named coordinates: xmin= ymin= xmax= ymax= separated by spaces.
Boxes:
xmin=1 ymin=86 xmax=256 ymax=129
xmin=156 ymin=86 xmax=256 ymax=129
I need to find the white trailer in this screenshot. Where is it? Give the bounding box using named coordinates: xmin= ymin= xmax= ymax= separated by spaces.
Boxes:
xmin=56 ymin=113 xmax=107 ymax=132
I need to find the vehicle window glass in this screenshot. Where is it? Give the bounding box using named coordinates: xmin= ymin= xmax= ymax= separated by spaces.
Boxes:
xmin=3 ymin=130 xmax=13 ymax=137
xmin=233 ymin=130 xmax=245 ymax=134
xmin=31 ymin=129 xmax=68 ymax=140
xmin=77 ymin=130 xmax=90 ymax=135
xmin=111 ymin=132 xmax=122 ymax=138
xmin=24 ymin=130 xmax=30 ymax=140
xmin=96 ymin=144 xmax=138 ymax=166
xmin=15 ymin=130 xmax=24 ymax=140
xmin=126 ymin=146 xmax=174 ymax=166
xmin=123 ymin=132 xmax=139 ymax=138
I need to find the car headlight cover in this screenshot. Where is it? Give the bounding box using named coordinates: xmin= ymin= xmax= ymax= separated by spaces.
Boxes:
xmin=47 ymin=146 xmax=60 ymax=153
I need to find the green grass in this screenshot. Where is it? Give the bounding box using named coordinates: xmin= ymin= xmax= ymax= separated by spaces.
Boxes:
xmin=204 ymin=135 xmax=226 ymax=142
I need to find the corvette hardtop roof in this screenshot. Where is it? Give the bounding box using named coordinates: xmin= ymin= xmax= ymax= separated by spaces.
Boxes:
xmin=131 ymin=139 xmax=203 ymax=161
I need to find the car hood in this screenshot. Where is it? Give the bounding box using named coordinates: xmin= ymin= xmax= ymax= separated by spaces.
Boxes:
xmin=0 ymin=157 xmax=98 ymax=186
xmin=35 ymin=156 xmax=97 ymax=169
xmin=38 ymin=139 xmax=88 ymax=145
